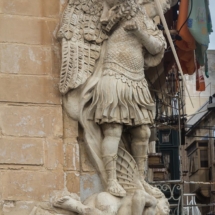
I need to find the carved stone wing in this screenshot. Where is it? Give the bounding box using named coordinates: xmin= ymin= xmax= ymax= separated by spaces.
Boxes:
xmin=117 ymin=147 xmax=143 ymax=192
xmin=58 ymin=0 xmax=108 ymax=94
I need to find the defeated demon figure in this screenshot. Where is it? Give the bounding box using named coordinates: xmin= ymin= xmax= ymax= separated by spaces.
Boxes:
xmin=54 ymin=191 xmax=170 ymax=215
xmin=53 ymin=148 xmax=170 ymax=215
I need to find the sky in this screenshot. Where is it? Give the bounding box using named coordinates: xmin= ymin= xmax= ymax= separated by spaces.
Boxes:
xmin=209 ymin=0 xmax=215 ymax=50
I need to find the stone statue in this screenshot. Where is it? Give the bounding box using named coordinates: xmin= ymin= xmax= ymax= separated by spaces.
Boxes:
xmin=86 ymin=0 xmax=168 ymax=197
xmin=55 ymin=0 xmax=175 ymax=214
xmin=54 ymin=148 xmax=170 ymax=215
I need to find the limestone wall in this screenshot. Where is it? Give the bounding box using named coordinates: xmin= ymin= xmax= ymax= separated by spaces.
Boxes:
xmin=0 ymin=1 xmax=80 ymax=214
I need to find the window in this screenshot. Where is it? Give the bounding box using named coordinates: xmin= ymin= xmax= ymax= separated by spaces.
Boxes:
xmin=189 ymin=150 xmax=199 ymax=174
xmin=162 ymin=153 xmax=171 ymax=180
xmin=186 ymin=142 xmax=197 ymax=156
xmin=198 ymin=142 xmax=208 ymax=147
xmin=162 ymin=133 xmax=170 ymax=143
xmin=200 ymin=150 xmax=208 ymax=167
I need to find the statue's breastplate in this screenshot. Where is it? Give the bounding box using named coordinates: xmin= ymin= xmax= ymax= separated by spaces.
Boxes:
xmin=103 ymin=26 xmax=145 ymax=81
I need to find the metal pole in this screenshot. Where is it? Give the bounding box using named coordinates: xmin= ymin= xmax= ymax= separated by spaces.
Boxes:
xmin=154 ymin=0 xmax=194 ymax=108
xmin=209 ymin=117 xmax=215 ymax=213
xmin=177 ymin=92 xmax=184 ymax=215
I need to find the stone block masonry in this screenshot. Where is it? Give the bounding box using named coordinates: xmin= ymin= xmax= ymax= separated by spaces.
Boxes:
xmin=0 ymin=0 xmax=81 ymax=214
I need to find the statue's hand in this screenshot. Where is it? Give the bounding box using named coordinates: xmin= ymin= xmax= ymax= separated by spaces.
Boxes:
xmin=124 ymin=20 xmax=139 ymax=32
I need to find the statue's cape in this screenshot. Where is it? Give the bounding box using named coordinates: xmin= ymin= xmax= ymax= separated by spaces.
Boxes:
xmin=64 ymin=42 xmax=108 ymax=185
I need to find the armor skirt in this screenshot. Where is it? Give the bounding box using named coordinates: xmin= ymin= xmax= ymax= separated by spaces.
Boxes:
xmin=88 ymin=70 xmax=155 ymax=126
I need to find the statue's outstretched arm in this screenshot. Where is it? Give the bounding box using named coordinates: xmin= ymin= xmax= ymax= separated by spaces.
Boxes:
xmin=134 ymin=29 xmax=164 ymax=55
xmin=124 ymin=21 xmax=165 ymax=55
xmin=54 ymin=195 xmax=105 ymax=215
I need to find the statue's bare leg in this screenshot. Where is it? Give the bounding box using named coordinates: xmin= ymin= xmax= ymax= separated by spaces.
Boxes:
xmin=130 ymin=125 xmax=163 ymax=198
xmin=53 ymin=196 xmax=104 ymax=215
xmin=144 ymin=192 xmax=158 ymax=215
xmin=117 ymin=190 xmax=157 ymax=215
xmin=118 ymin=190 xmax=169 ymax=215
xmin=101 ymin=123 xmax=126 ymax=197
xmin=132 ymin=190 xmax=158 ymax=215
xmin=131 ymin=190 xmax=146 ymax=215
xmin=130 ymin=125 xmax=150 ymax=179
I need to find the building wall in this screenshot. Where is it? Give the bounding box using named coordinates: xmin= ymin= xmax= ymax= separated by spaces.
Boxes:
xmin=182 ymin=111 xmax=215 ymax=213
xmin=185 ymin=50 xmax=215 ymax=116
xmin=183 ymin=50 xmax=215 ymax=211
xmin=0 ymin=1 xmax=82 ymax=214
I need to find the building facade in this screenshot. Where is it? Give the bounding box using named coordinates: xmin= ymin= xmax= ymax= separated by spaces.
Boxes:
xmin=182 ymin=100 xmax=215 ymax=214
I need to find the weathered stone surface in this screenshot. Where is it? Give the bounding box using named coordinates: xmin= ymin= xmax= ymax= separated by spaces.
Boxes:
xmin=30 ymin=205 xmax=73 ymax=215
xmin=79 ymin=140 xmax=95 ymax=172
xmin=0 ymin=44 xmax=52 ymax=75
xmin=0 ymin=14 xmax=58 ymax=45
xmin=0 ymin=106 xmax=63 ymax=138
xmin=0 ymin=138 xmax=44 ymax=165
xmin=66 ymin=172 xmax=80 ymax=194
xmin=30 ymin=207 xmax=55 ymax=215
xmin=0 ymin=172 xmax=2 ymax=200
xmin=0 ymin=202 xmax=3 ymax=215
xmin=44 ymin=139 xmax=64 ymax=170
xmin=64 ymin=141 xmax=80 ymax=171
xmin=51 ymin=43 xmax=61 ymax=78
xmin=0 ymin=0 xmax=67 ymax=214
xmin=63 ymin=111 xmax=80 ymax=172
xmin=63 ymin=112 xmax=79 ymax=139
xmin=59 ymin=0 xmax=68 ymax=14
xmin=3 ymin=201 xmax=36 ymax=215
xmin=0 ymin=0 xmax=2 ymax=13
xmin=80 ymin=173 xmax=103 ymax=201
xmin=1 ymin=171 xmax=64 ymax=201
xmin=0 ymin=0 xmax=60 ymax=18
xmin=0 ymin=75 xmax=61 ymax=104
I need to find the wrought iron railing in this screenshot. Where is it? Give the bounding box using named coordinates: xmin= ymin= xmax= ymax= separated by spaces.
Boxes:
xmin=150 ymin=180 xmax=183 ymax=215
xmin=150 ymin=180 xmax=215 ymax=215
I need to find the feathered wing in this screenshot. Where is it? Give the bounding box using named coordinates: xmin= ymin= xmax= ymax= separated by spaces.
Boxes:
xmin=57 ymin=0 xmax=108 ymax=94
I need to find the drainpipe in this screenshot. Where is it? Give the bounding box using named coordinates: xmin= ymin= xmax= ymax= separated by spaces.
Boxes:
xmin=209 ymin=113 xmax=215 ymax=210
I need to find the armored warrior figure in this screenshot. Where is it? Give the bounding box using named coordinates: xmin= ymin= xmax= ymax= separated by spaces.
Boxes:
xmin=88 ymin=0 xmax=166 ymax=197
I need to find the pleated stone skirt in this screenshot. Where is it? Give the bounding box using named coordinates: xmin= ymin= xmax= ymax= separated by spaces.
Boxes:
xmin=88 ymin=71 xmax=154 ymax=126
